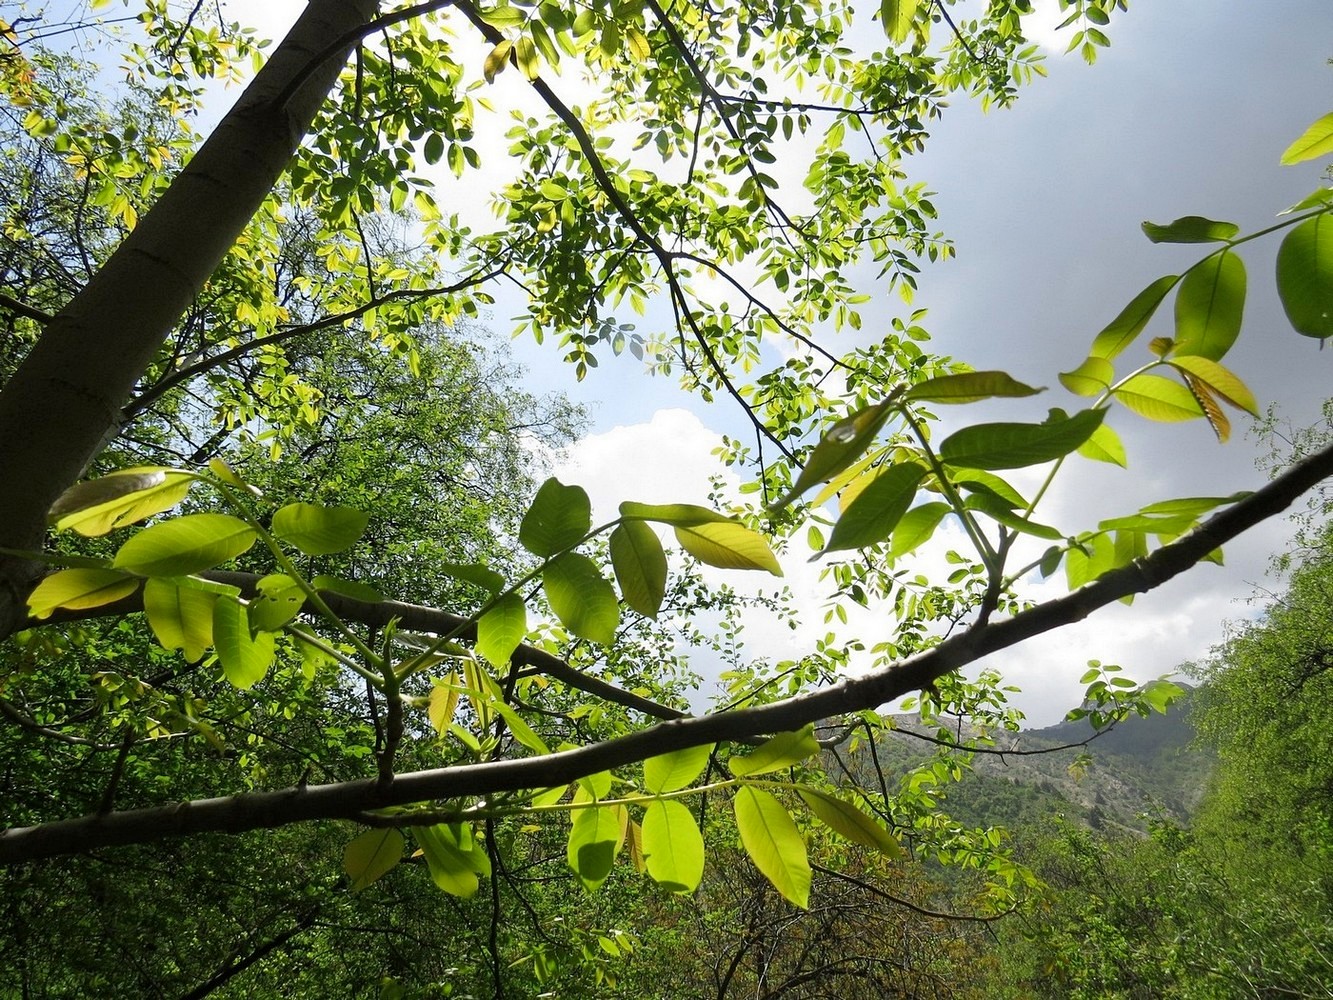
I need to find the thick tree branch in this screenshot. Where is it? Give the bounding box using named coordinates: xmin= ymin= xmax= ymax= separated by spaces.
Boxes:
xmin=4 ymin=437 xmax=1332 ymax=863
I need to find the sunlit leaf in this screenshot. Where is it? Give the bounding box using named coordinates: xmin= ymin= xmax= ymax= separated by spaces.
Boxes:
xmin=729 ymin=724 xmax=818 ymax=777
xmin=428 ymin=676 xmax=460 ymax=734
xmin=1141 ymin=215 xmax=1239 ymax=244
xmin=642 ymin=800 xmax=704 ymax=892
xmin=1174 ymin=249 xmax=1245 ymax=361
xmin=113 ymin=514 xmax=256 ymax=577
xmin=344 ymin=828 xmax=404 ymax=891
xmin=1280 ymin=111 xmax=1333 ymax=165
xmin=674 ymin=522 xmax=782 ymax=576
xmin=609 ymin=520 xmax=667 ymax=617
xmin=904 ymin=370 xmax=1043 ymax=404
xmin=880 ymin=0 xmax=919 ymax=43
xmin=439 ymin=563 xmax=505 ymax=594
xmin=312 ymin=574 xmax=383 ymax=604
xmin=1275 ymin=213 xmax=1333 ymax=340
xmin=939 ymin=410 xmax=1104 ymax=470
xmin=823 ymin=462 xmax=926 ymax=552
xmin=950 ymin=469 xmax=1028 ymax=508
xmin=619 ymin=501 xmax=732 ymax=526
xmin=143 ymin=577 xmax=216 ymax=661
xmin=1141 ymin=678 xmax=1186 ymax=713
xmin=965 ymin=494 xmax=1063 ymax=540
xmin=567 ymin=804 xmax=623 ymax=890
xmin=492 ymin=701 xmax=550 ymax=755
xmin=248 ymin=573 xmax=305 ymax=632
xmin=1076 ymin=423 xmax=1128 ymax=467
xmin=891 ymin=502 xmax=952 ymax=558
xmin=271 ymin=502 xmax=369 ymax=556
xmin=414 ymin=824 xmax=479 ymax=897
xmin=520 ymin=477 xmax=591 ymax=557
xmin=483 ymin=39 xmax=512 ymax=83
xmin=49 ymin=468 xmax=194 ymax=537
xmin=1058 ymin=356 xmax=1114 ymax=397
xmin=1089 ymin=274 xmax=1180 ymax=360
xmin=733 ymin=786 xmax=810 ymax=908
xmin=544 ymin=552 xmax=619 ymax=644
xmin=644 ymin=743 xmax=711 ymax=794
xmin=27 ymin=568 xmax=139 ymax=619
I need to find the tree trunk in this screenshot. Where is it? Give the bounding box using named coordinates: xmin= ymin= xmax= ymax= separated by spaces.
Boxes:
xmin=0 ymin=0 xmax=379 ymax=638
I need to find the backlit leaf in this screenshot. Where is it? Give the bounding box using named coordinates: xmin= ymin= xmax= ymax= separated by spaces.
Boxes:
xmin=939 ymin=410 xmax=1104 ymax=470
xmin=143 ymin=577 xmax=216 ymax=661
xmin=1141 ymin=215 xmax=1239 ymax=244
xmin=113 ymin=514 xmax=256 ymax=577
xmin=483 ymin=39 xmax=512 ymax=83
xmin=1112 ymin=374 xmax=1204 ymax=422
xmin=891 ymin=502 xmax=952 ymax=558
xmin=729 ymin=724 xmax=818 ymax=777
xmin=674 ymin=522 xmax=782 ymax=576
xmin=312 ymin=574 xmax=383 ymax=604
xmin=797 ymin=787 xmax=900 ymax=854
xmin=49 ymin=468 xmax=193 ymax=537
xmin=567 ymin=804 xmax=623 ymax=890
xmin=823 ymin=462 xmax=926 ymax=552
xmin=1280 ymin=111 xmax=1333 ymax=165
xmin=440 ymin=563 xmax=505 ymax=594
xmin=213 ymin=595 xmax=275 ymax=689
xmin=476 ymin=592 xmax=527 ymax=665
xmin=881 ymin=0 xmax=919 ymax=43
xmin=428 ymin=676 xmax=459 ymax=734
xmin=1174 ymin=249 xmax=1246 ymax=361
xmin=1076 ymin=423 xmax=1128 ymax=467
xmin=609 ymin=520 xmax=667 ymax=617
xmin=644 ymin=743 xmax=712 ymax=793
xmin=1275 ymin=213 xmax=1333 ymax=339
xmin=28 ymin=568 xmax=138 ymax=619
xmin=733 ymin=786 xmax=810 ymax=908
xmin=344 ymin=828 xmax=404 ymax=891
xmin=1089 ymin=274 xmax=1180 ymax=360
xmin=904 ymin=370 xmax=1043 ymax=404
xmin=271 ymin=502 xmax=369 ymax=556
xmin=248 ymin=573 xmax=305 ymax=632
xmin=619 ymin=501 xmax=731 ymax=526
xmin=520 ymin=478 xmax=591 ymax=557
xmin=1058 ymin=356 xmax=1114 ymax=397
xmin=642 ymin=800 xmax=704 ymax=892
xmin=414 ymin=824 xmax=479 ymax=898
xmin=544 ymin=552 xmax=619 ymax=644
xmin=770 ymin=400 xmax=894 ymax=511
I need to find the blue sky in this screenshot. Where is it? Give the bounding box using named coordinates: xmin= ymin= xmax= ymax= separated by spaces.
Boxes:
xmin=222 ymin=0 xmax=1332 ymax=723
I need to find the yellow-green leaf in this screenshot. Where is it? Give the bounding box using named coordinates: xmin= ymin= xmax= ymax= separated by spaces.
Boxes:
xmin=797 ymin=787 xmax=901 ymax=855
xmin=27 ymin=568 xmax=139 ymax=619
xmin=904 ymin=371 xmax=1043 ymax=404
xmin=270 ymin=502 xmax=369 ymax=556
xmin=674 ymin=522 xmax=782 ymax=576
xmin=476 ymin=592 xmax=527 ymax=666
xmin=344 ymin=828 xmax=404 ymax=891
xmin=733 ymin=786 xmax=810 ymax=908
xmin=213 ymin=595 xmax=275 ymax=689
xmin=1280 ymin=111 xmax=1333 ymax=165
xmin=609 ymin=520 xmax=667 ymax=618
xmin=1112 ymin=374 xmax=1204 ymax=422
xmin=1174 ymin=249 xmax=1246 ymax=361
xmin=824 ymin=462 xmax=925 ymax=552
xmin=113 ymin=514 xmax=257 ymax=577
xmin=642 ymin=800 xmax=704 ymax=892
xmin=143 ymin=577 xmax=216 ymax=661
xmin=1076 ymin=423 xmax=1128 ymax=467
xmin=544 ymin=552 xmax=619 ymax=644
xmin=729 ymin=724 xmax=818 ymax=777
xmin=1058 ymin=356 xmax=1114 ymax=397
xmin=1167 ymin=355 xmax=1259 ymax=415
xmin=644 ymin=743 xmax=712 ymax=793
xmin=1089 ymin=275 xmax=1179 ymax=360
xmin=49 ymin=467 xmax=193 ymax=537
xmin=880 ymin=0 xmax=919 ymax=44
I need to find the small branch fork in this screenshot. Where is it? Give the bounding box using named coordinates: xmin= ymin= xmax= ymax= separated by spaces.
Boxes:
xmin=5 ymin=436 xmax=1333 ymax=863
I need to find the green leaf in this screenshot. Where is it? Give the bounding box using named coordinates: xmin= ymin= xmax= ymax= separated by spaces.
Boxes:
xmin=48 ymin=467 xmax=194 ymax=537
xmin=1058 ymin=356 xmax=1114 ymax=397
xmin=270 ymin=502 xmax=369 ymax=556
xmin=891 ymin=502 xmax=952 ymax=558
xmin=965 ymin=494 xmax=1063 ymax=540
xmin=212 ymin=595 xmax=275 ymax=689
xmin=733 ymin=786 xmax=810 ymax=908
xmin=880 ymin=0 xmax=919 ymax=43
xmin=312 ymin=574 xmax=383 ymax=604
xmin=567 ymin=805 xmax=623 ymax=890
xmin=729 ymin=724 xmax=818 ymax=777
xmin=1112 ymin=374 xmax=1204 ymax=422
xmin=1066 ymin=533 xmax=1114 ymax=589
xmin=939 ymin=410 xmax=1105 ymax=470
xmin=1141 ymin=678 xmax=1185 ymax=713
xmin=1166 ymin=355 xmax=1260 ymax=415
xmin=248 ymin=573 xmax=305 ymax=632
xmin=344 ymin=828 xmax=404 ymax=891
xmin=520 ymin=478 xmax=591 ymax=557
xmin=482 ymin=39 xmax=512 ymax=83
xmin=476 ymin=592 xmax=527 ymax=666
xmin=440 ymin=563 xmax=505 ymax=595
xmin=904 ymin=371 xmax=1043 ymax=404
xmin=27 ymin=568 xmax=139 ymax=619
xmin=619 ymin=501 xmax=731 ymax=526
xmin=1141 ymin=216 xmax=1239 ymax=244
xmin=1174 ymin=249 xmax=1246 ymax=361
xmin=514 ymin=35 xmax=539 ymax=80
xmin=797 ymin=787 xmax=900 ymax=854
xmin=769 ymin=400 xmax=894 ymax=511
xmin=544 ymin=552 xmax=619 ymax=644
xmin=609 ymin=520 xmax=667 ymax=617
xmin=1139 ymin=493 xmax=1247 ymax=516
xmin=1280 ymin=111 xmax=1333 ymax=165
xmin=1275 ymin=213 xmax=1333 ymax=340
xmin=644 ymin=744 xmax=712 ymax=794
xmin=1089 ymin=275 xmax=1180 ymax=360
xmin=143 ymin=578 xmax=216 ymax=660
xmin=113 ymin=514 xmax=257 ymax=577
xmin=642 ymin=800 xmax=704 ymax=892
xmin=413 ymin=825 xmax=479 ymax=898
xmin=823 ymin=462 xmax=926 ymax=552
xmin=950 ymin=470 xmax=1028 ymax=508
xmin=1076 ymin=423 xmax=1128 ymax=467
xmin=492 ymin=701 xmax=550 ymax=755
xmin=674 ymin=522 xmax=782 ymax=576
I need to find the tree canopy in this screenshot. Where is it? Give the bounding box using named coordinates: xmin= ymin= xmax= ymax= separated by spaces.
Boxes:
xmin=1 ymin=0 xmax=1332 ymax=994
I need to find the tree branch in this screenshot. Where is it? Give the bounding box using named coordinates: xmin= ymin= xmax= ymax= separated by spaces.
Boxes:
xmin=5 ymin=437 xmax=1333 ymax=863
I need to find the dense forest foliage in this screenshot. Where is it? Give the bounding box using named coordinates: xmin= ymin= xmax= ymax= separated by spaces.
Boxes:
xmin=0 ymin=0 xmax=1330 ymax=996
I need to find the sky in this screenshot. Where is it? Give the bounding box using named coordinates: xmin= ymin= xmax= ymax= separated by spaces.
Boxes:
xmin=213 ymin=0 xmax=1333 ymax=724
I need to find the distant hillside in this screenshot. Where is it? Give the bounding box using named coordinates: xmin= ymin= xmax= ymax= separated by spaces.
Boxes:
xmin=862 ymin=687 xmax=1214 ymax=836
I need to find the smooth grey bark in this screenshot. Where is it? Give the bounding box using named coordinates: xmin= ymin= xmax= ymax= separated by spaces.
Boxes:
xmin=3 ymin=434 xmax=1331 ymax=863
xmin=0 ymin=0 xmax=380 ymax=637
